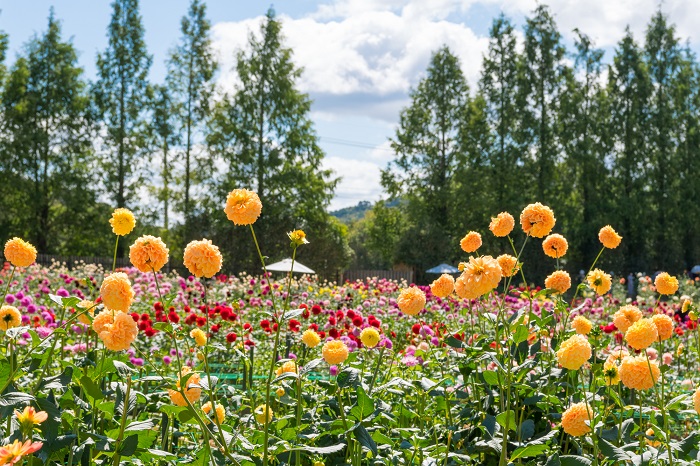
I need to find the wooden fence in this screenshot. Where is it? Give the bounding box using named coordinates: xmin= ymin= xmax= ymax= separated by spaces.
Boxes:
xmin=340 ymin=269 xmax=414 ymax=284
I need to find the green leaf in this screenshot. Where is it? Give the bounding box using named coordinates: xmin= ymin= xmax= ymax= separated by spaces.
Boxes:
xmin=153 ymin=322 xmax=173 ymax=333
xmin=336 ymin=367 xmax=360 ymax=388
xmin=119 ymin=434 xmax=139 ymax=456
xmin=496 ymin=410 xmax=516 ymax=432
xmin=125 ymin=420 xmax=154 ymax=432
xmin=597 ymin=437 xmax=631 ymax=462
xmin=350 ymin=386 xmax=374 ymax=421
xmin=289 ymin=444 xmax=346 ymax=454
xmin=282 ymin=308 xmax=304 ymax=320
xmin=38 ymin=366 xmax=73 ymax=391
xmin=0 ymin=392 xmax=35 ymax=417
xmin=517 ymin=419 xmax=535 ymax=441
xmin=80 ymin=376 xmax=104 ymax=401
xmin=511 ymin=444 xmax=548 ymax=460
xmin=482 ymin=370 xmax=500 ymax=386
xmin=113 ymin=360 xmax=135 ymax=377
xmin=354 ymin=424 xmax=377 ymax=456
xmin=513 ymin=324 xmax=529 ymax=344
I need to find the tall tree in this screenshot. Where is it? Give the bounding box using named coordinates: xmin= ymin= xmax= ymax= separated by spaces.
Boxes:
xmin=518 ymin=5 xmax=566 ymax=204
xmin=167 ymin=0 xmax=217 ymax=240
xmin=559 ymin=31 xmax=611 ymax=269
xmin=479 ymin=15 xmax=522 ymax=215
xmin=607 ymin=28 xmax=651 ymax=273
xmin=94 ymin=0 xmax=151 ymax=253
xmin=644 ymin=11 xmax=683 ymax=270
xmin=0 ymin=12 xmax=95 ymax=252
xmin=381 ymin=46 xmax=470 ymax=270
xmin=150 ymin=85 xmax=179 ymax=236
xmin=208 ymin=8 xmax=344 ymax=275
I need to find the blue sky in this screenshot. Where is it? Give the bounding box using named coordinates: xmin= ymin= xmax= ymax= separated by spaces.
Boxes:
xmin=2 ymin=0 xmax=699 ymax=210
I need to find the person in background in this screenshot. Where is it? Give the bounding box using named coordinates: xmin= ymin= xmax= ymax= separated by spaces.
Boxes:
xmin=627 ymin=272 xmax=635 ymax=299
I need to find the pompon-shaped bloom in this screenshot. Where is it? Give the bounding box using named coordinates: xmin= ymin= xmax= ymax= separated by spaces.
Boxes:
xmin=655 ymin=272 xmax=679 ymax=295
xmin=255 ymin=404 xmax=274 ymax=424
xmin=190 ymin=328 xmax=207 ymax=347
xmin=489 ymin=212 xmax=515 ymax=237
xmin=95 ymin=311 xmax=138 ymax=351
xmin=520 ymin=203 xmax=556 ymax=238
xmin=561 ymin=402 xmax=592 ymax=437
xmin=571 ymin=315 xmax=593 ymax=335
xmin=397 ymin=287 xmax=426 ymax=316
xmin=129 ymin=235 xmax=169 ymax=273
xmin=109 ymin=208 xmax=136 ymax=236
xmin=360 ymin=327 xmax=381 ymax=348
xmin=497 ymin=254 xmax=519 ymax=278
xmin=556 ymin=334 xmax=591 ymax=370
xmin=100 ymin=272 xmax=134 ymax=312
xmin=542 ymin=234 xmax=568 ymax=258
xmin=693 ymin=388 xmax=700 ymax=415
xmin=0 ymin=439 xmax=43 ymax=465
xmin=456 ymin=256 xmax=502 ymax=299
xmin=301 ymin=329 xmax=321 ymax=348
xmin=430 ymin=274 xmax=455 ymax=298
xmin=606 ymin=347 xmax=630 ymax=365
xmin=183 ymin=239 xmax=223 ymax=278
xmin=625 ymin=318 xmax=658 ymax=350
xmin=15 ymin=406 xmax=48 ymax=429
xmin=545 ymin=270 xmax=571 ymax=294
xmin=0 ymin=305 xmax=21 ymax=331
xmin=598 ymin=225 xmax=622 ymax=249
xmin=76 ymin=300 xmax=95 ymax=326
xmin=619 ymin=355 xmax=660 ymax=390
xmin=603 ymin=360 xmax=620 ymax=385
xmin=613 ymin=305 xmax=643 ymax=333
xmin=652 ymin=314 xmax=674 ymax=341
xmin=276 ymin=360 xmax=298 ymax=377
xmin=168 ymin=366 xmax=201 ymax=406
xmin=224 ymin=189 xmax=262 ymax=225
xmin=587 ymin=269 xmax=612 ymax=295
xmin=322 ymin=340 xmax=349 ymax=365
xmin=460 ymin=231 xmax=482 ymax=253
xmin=3 ymin=237 xmax=37 ymax=268
xmin=202 ymin=401 xmax=225 ymax=424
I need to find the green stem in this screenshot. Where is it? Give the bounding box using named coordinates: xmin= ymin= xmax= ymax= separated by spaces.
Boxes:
xmin=112 ymin=236 xmax=119 ymax=273
xmin=2 ymin=265 xmax=16 ymax=302
xmin=112 ymin=375 xmax=133 ymax=466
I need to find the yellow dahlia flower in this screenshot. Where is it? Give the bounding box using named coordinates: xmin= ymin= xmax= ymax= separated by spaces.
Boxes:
xmin=360 ymin=327 xmax=381 ymax=348
xmin=255 ymin=404 xmax=274 ymax=424
xmin=496 ymin=254 xmax=519 ymax=278
xmin=460 ymin=231 xmax=482 ymax=253
xmin=168 ymin=366 xmax=201 ymax=406
xmin=619 ymin=355 xmax=659 ymax=390
xmin=624 ymin=318 xmax=658 ymax=350
xmin=613 ymin=305 xmax=642 ymax=333
xmin=183 ymin=239 xmax=223 ymax=278
xmin=0 ymin=305 xmax=21 ymax=331
xmin=520 ymin=203 xmax=556 ymax=238
xmin=655 ymin=272 xmax=678 ymax=295
xmin=129 ymin=235 xmax=169 ymax=273
xmin=397 ymin=286 xmax=426 ymax=316
xmin=202 ymin=401 xmax=225 ymax=424
xmin=651 ymin=314 xmax=673 ymax=341
xmin=489 ymin=212 xmax=515 ymax=237
xmin=456 ymin=256 xmax=502 ymax=299
xmin=545 ymin=270 xmax=571 ymax=294
xmin=109 ymin=208 xmax=136 ymax=236
xmin=556 ymin=334 xmax=591 ymax=370
xmin=542 ymin=234 xmax=568 ymax=258
xmin=561 ymin=402 xmax=592 ymax=437
xmin=571 ymin=315 xmax=593 ymax=335
xmin=301 ymin=329 xmax=321 ymax=348
xmin=3 ymin=237 xmax=37 ymax=268
xmin=100 ymin=272 xmax=134 ymax=312
xmin=430 ymin=274 xmax=454 ymax=298
xmin=322 ymin=340 xmax=349 ymax=365
xmin=94 ymin=310 xmax=138 ymax=351
xmin=190 ymin=328 xmax=207 ymax=347
xmin=224 ymin=189 xmax=262 ymax=225
xmin=587 ymin=269 xmax=612 ymax=295
xmin=598 ymin=225 xmax=622 ymax=249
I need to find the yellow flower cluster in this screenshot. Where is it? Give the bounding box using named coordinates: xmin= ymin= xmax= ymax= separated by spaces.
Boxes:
xmin=520 ymin=203 xmax=555 ymax=238
xmin=3 ymin=237 xmax=37 ymax=268
xmin=190 ymin=328 xmax=207 ymax=347
xmin=460 ymin=231 xmax=482 ymax=253
xmin=571 ymin=315 xmax=592 ymax=335
xmin=619 ymin=355 xmax=659 ymax=390
xmin=545 ymin=270 xmax=571 ymax=294
xmin=302 ymin=329 xmax=321 ymax=348
xmin=598 ymin=225 xmax=622 ymax=249
xmin=455 ymin=256 xmax=502 ymax=300
xmin=654 ymin=272 xmax=678 ymax=295
xmin=224 ymin=189 xmax=262 ymax=225
xmin=109 ymin=208 xmax=136 ymax=236
xmin=360 ymin=327 xmax=381 ymax=348
xmin=651 ymin=314 xmax=674 ymax=340
xmin=183 ymin=239 xmax=223 ymax=278
xmin=542 ymin=234 xmax=568 ymax=258
xmin=202 ymin=401 xmax=225 ymax=425
xmin=276 ymin=360 xmax=298 ymax=377
xmin=430 ymin=274 xmax=454 ymax=298
xmin=489 ymin=212 xmax=514 ymax=237
xmin=100 ymin=273 xmax=135 ymax=313
xmin=397 ymin=287 xmax=426 ymax=316
xmin=561 ymin=402 xmax=592 ymax=437
xmin=613 ymin=305 xmax=642 ymax=333
xmin=92 ymin=310 xmax=138 ymax=351
xmin=0 ymin=305 xmax=21 ymax=331
xmin=76 ymin=300 xmax=95 ymax=326
xmin=129 ymin=235 xmax=169 ymax=273
xmin=556 ymin=334 xmax=591 ymax=370
xmin=322 ymin=340 xmax=349 ymax=365
xmin=255 ymin=404 xmax=274 ymax=424
xmin=496 ymin=254 xmax=519 ymax=278
xmin=624 ymin=318 xmax=658 ymax=350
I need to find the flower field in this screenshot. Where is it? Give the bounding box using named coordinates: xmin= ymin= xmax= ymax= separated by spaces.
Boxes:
xmin=2 ymin=195 xmax=700 ymax=465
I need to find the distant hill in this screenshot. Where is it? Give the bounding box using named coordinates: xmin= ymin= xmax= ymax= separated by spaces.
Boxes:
xmin=331 ymin=201 xmax=372 ymax=225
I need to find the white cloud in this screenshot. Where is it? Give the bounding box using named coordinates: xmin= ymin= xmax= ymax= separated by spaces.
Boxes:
xmin=322 ymin=156 xmax=384 ymax=210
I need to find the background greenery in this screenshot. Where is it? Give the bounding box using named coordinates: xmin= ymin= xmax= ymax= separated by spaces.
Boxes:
xmin=0 ymin=1 xmax=698 ymax=282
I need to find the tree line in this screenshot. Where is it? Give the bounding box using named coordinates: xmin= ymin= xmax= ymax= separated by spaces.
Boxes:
xmin=0 ymin=1 xmax=351 ymax=277
xmin=352 ymin=6 xmax=700 ymax=282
